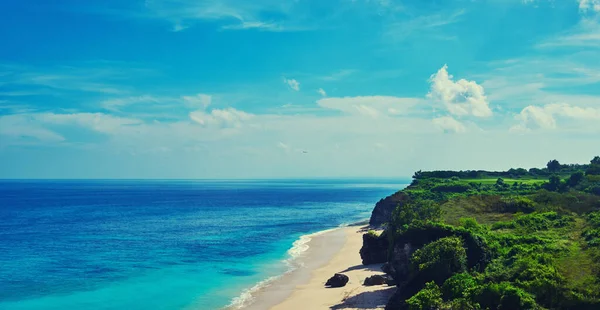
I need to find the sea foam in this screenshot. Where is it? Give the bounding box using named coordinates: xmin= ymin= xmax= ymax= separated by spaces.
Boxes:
xmin=224 ymin=227 xmax=339 ymax=309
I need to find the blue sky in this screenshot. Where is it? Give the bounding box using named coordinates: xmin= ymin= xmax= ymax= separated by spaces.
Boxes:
xmin=1 ymin=0 xmax=600 ymax=178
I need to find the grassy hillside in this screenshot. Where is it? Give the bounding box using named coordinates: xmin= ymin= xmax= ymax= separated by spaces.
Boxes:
xmin=382 ymin=157 xmax=600 ymax=310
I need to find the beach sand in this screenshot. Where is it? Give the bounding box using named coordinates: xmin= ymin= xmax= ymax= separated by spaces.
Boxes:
xmin=245 ymin=225 xmax=395 ymax=310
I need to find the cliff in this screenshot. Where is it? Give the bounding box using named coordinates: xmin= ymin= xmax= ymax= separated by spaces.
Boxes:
xmin=361 ymin=157 xmax=600 ymax=310
xmin=369 ymin=191 xmax=408 ymax=227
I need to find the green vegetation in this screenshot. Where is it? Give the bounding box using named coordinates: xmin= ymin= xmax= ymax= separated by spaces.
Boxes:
xmin=384 ymin=157 xmax=600 ymax=310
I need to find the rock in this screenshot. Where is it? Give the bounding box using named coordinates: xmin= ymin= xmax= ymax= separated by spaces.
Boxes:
xmin=359 ymin=231 xmax=389 ymax=265
xmin=325 ymin=273 xmax=349 ymax=288
xmin=388 ymin=243 xmax=414 ymax=283
xmin=381 ymin=262 xmax=394 ymax=275
xmin=369 ymin=192 xmax=409 ymax=227
xmin=364 ymin=275 xmax=387 ymax=286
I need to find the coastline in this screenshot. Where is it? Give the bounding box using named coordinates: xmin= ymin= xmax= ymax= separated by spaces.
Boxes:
xmin=232 ymin=222 xmax=394 ymax=310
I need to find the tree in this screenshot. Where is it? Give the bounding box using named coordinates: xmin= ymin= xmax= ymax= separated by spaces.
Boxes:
xmin=543 ymin=175 xmax=562 ymax=192
xmin=587 ymin=157 xmax=600 ymax=176
xmin=547 ymin=160 xmax=561 ymax=173
xmin=567 ymin=171 xmax=584 ymax=187
xmin=496 ymin=178 xmax=505 ymax=186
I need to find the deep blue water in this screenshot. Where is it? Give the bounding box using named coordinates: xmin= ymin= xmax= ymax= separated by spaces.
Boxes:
xmin=0 ymin=179 xmax=406 ymax=310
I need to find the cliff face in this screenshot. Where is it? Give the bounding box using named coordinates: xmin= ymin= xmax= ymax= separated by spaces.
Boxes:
xmin=359 ymin=231 xmax=388 ymax=265
xmin=369 ymin=191 xmax=408 ymax=227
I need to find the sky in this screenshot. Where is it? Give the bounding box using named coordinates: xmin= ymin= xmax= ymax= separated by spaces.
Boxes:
xmin=1 ymin=0 xmax=600 ymax=179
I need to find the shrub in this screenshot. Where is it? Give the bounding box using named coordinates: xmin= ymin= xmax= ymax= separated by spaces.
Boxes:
xmin=431 ymin=183 xmax=471 ymax=193
xmin=460 ymin=218 xmax=483 ymax=232
xmin=442 ymin=272 xmax=478 ymax=300
xmin=391 ymin=200 xmax=442 ymax=231
xmin=471 ymin=282 xmax=540 ymax=310
xmin=499 ymin=196 xmax=536 ymax=213
xmin=411 ymin=237 xmax=468 ymax=285
xmin=366 ymin=230 xmax=381 ymax=237
xmin=492 ymin=212 xmax=574 ymax=232
xmin=406 ymin=281 xmax=443 ymax=310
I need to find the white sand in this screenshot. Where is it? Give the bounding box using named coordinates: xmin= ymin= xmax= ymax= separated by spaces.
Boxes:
xmin=245 ymin=225 xmax=395 ymax=310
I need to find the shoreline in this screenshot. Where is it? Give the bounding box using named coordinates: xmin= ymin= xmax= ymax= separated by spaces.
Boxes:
xmin=232 ymin=221 xmax=394 ymax=310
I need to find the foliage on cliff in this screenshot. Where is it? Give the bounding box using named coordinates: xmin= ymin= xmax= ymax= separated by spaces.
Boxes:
xmin=382 ymin=157 xmax=600 ymax=310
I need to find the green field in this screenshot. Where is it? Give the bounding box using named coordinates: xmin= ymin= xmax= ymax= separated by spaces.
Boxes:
xmin=461 ymin=178 xmax=548 ymax=185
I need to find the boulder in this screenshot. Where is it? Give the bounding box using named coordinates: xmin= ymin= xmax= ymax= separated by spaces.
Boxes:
xmin=359 ymin=231 xmax=389 ymax=265
xmin=325 ymin=273 xmax=349 ymax=288
xmin=364 ymin=275 xmax=387 ymax=286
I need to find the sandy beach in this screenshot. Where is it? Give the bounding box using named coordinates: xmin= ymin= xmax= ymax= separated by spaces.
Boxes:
xmin=245 ymin=225 xmax=395 ymax=310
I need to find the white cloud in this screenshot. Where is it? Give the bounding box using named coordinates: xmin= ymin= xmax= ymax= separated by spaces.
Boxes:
xmin=514 ymin=103 xmax=600 ymax=130
xmin=182 ymin=94 xmax=212 ymax=108
xmin=319 ymin=69 xmax=357 ymax=81
xmin=142 ymin=0 xmax=307 ymax=32
xmin=38 ymin=113 xmax=143 ymax=134
xmin=283 ymin=78 xmax=300 ymax=91
xmin=432 ymin=116 xmax=467 ymax=133
xmin=0 ymin=112 xmax=142 ymax=146
xmin=317 ymin=96 xmax=423 ymax=118
xmin=102 ymin=95 xmax=161 ymax=111
xmin=317 ymin=88 xmax=327 ymax=97
xmin=546 ymin=103 xmax=600 ymax=120
xmin=0 ymin=114 xmax=66 ymax=143
xmin=189 ymin=108 xmax=253 ymax=128
xmin=536 ymin=19 xmax=600 ymax=48
xmin=579 ymin=0 xmax=600 ymax=13
xmin=172 ymin=23 xmax=189 ymax=32
xmin=384 ymin=10 xmax=465 ymax=42
xmin=221 ymin=21 xmax=283 ymax=31
xmin=515 ymin=105 xmax=557 ymax=129
xmin=100 ymin=93 xmax=212 ymax=112
xmin=278 ymin=142 xmax=291 ymax=151
xmin=428 ymin=65 xmax=492 ymax=117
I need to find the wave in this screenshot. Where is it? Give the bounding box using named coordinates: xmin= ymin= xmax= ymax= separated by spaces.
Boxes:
xmin=223 ymin=225 xmax=346 ymax=310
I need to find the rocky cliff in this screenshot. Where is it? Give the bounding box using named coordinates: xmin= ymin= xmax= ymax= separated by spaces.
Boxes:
xmin=368 ymin=191 xmax=408 ymax=227
xmin=359 ymin=231 xmax=389 ymax=265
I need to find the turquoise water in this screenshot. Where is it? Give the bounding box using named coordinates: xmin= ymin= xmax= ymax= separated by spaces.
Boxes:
xmin=0 ymin=179 xmax=405 ymax=309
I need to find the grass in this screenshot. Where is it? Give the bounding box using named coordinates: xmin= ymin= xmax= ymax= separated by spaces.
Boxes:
xmin=442 ymin=198 xmax=514 ymax=226
xmin=462 ymin=178 xmax=547 ymax=185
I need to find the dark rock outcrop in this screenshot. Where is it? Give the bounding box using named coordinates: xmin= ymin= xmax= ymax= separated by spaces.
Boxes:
xmin=387 ymin=242 xmax=414 ymax=283
xmin=359 ymin=231 xmax=389 ymax=265
xmin=363 ymin=275 xmax=387 ymax=286
xmin=325 ymin=273 xmax=349 ymax=288
xmin=369 ymin=192 xmax=409 ymax=227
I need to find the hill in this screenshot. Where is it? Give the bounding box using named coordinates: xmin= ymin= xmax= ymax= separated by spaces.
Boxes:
xmin=364 ymin=156 xmax=600 ymax=310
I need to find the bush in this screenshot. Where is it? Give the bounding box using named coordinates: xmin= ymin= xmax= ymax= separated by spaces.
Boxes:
xmin=406 ymin=281 xmax=443 ymax=310
xmin=394 ymin=222 xmax=492 ymax=272
xmin=492 ymin=212 xmax=574 ymax=232
xmin=499 ymin=196 xmax=535 ymax=213
xmin=411 ymin=237 xmax=468 ymax=285
xmin=460 ymin=218 xmax=484 ymax=233
xmin=442 ymin=272 xmax=478 ymax=300
xmin=471 ymin=282 xmax=540 ymax=310
xmin=431 ymin=183 xmax=471 ymax=193
xmin=366 ymin=230 xmax=381 ymax=237
xmin=391 ymin=200 xmax=442 ymax=231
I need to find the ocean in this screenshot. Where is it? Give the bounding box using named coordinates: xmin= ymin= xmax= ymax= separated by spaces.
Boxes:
xmin=0 ymin=179 xmax=406 ymax=310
